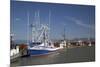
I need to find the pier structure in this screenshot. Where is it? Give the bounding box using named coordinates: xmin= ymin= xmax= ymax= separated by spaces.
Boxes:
xmin=10 ymin=33 xmax=20 ymax=62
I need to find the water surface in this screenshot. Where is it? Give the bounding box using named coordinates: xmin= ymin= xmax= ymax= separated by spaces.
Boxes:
xmin=11 ymin=45 xmax=95 ymax=67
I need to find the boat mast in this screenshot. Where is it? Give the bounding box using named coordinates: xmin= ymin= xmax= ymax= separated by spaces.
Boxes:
xmin=42 ymin=10 xmax=51 ymax=47
xmin=88 ymin=27 xmax=92 ymax=46
xmin=27 ymin=11 xmax=29 ymax=45
xmin=63 ymin=24 xmax=66 ymax=41
xmin=32 ymin=10 xmax=40 ymax=43
xmin=31 ymin=12 xmax=36 ymax=43
xmin=10 ymin=33 xmax=14 ymax=49
xmin=48 ymin=11 xmax=51 ymax=43
xmin=37 ymin=10 xmax=40 ymax=29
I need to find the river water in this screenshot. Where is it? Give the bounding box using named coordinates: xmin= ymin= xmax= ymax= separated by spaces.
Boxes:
xmin=11 ymin=45 xmax=95 ymax=67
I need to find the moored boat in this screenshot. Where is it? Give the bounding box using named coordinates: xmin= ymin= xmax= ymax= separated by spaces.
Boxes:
xmin=27 ymin=11 xmax=62 ymax=56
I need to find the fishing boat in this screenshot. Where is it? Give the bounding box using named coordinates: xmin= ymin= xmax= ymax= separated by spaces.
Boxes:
xmin=27 ymin=11 xmax=61 ymax=56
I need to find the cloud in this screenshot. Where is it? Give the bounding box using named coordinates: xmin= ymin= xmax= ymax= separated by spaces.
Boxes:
xmin=65 ymin=16 xmax=95 ymax=30
xmin=15 ymin=18 xmax=20 ymax=21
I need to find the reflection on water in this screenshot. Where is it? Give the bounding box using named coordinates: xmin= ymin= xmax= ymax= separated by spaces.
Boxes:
xmin=11 ymin=46 xmax=95 ymax=67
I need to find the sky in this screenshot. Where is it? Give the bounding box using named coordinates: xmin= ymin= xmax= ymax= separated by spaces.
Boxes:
xmin=10 ymin=1 xmax=95 ymax=41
